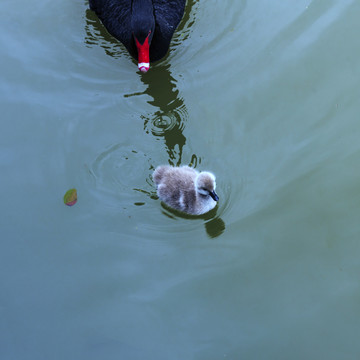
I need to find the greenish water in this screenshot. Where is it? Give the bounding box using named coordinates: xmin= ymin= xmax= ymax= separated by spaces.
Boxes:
xmin=2 ymin=0 xmax=360 ymax=359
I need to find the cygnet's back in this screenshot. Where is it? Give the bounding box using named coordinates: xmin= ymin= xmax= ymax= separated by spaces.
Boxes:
xmin=153 ymin=165 xmax=219 ymax=215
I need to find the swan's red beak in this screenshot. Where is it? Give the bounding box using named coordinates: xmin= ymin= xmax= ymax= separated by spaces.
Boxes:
xmin=135 ymin=34 xmax=150 ymax=73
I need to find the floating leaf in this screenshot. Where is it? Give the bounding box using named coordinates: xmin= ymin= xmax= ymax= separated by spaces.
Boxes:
xmin=64 ymin=188 xmax=77 ymax=206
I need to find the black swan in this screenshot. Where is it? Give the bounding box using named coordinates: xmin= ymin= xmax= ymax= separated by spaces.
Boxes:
xmin=89 ymin=0 xmax=186 ymax=72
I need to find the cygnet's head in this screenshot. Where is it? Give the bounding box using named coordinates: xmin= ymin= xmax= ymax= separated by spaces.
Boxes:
xmin=195 ymin=172 xmax=219 ymax=201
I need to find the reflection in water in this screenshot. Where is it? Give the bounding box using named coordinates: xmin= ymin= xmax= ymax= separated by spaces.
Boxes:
xmin=123 ymin=62 xmax=187 ymax=165
xmin=204 ymin=218 xmax=226 ymax=239
xmin=171 ymin=0 xmax=199 ymax=44
xmin=161 ymin=203 xmax=226 ymax=239
xmin=84 ymin=9 xmax=127 ymax=60
xmin=139 ymin=64 xmax=187 ymax=166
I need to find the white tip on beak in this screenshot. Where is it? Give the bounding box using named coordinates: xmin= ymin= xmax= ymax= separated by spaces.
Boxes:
xmin=138 ymin=62 xmax=150 ymax=73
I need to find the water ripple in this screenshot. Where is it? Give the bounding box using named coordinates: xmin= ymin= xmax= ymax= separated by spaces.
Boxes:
xmin=89 ymin=143 xmax=154 ymax=206
xmin=144 ymin=105 xmax=187 ymax=137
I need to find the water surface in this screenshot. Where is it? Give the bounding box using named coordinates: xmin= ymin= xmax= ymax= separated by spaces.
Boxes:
xmin=1 ymin=0 xmax=360 ymax=359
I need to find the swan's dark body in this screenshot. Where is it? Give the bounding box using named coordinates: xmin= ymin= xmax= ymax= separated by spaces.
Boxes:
xmin=89 ymin=0 xmax=186 ymax=63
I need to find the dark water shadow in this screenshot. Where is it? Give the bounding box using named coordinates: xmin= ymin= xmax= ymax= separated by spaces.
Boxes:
xmin=160 ymin=202 xmax=226 ymax=239
xmin=135 ymin=63 xmax=188 ymax=166
xmin=84 ymin=8 xmax=129 ymax=60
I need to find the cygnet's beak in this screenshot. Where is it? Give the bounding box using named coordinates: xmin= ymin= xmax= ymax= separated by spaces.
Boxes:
xmin=210 ymin=190 xmax=219 ymax=202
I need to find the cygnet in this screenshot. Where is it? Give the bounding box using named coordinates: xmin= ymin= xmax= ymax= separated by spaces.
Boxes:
xmin=153 ymin=165 xmax=219 ymax=215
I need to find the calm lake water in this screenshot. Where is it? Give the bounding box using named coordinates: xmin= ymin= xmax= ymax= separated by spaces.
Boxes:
xmin=2 ymin=0 xmax=360 ymax=359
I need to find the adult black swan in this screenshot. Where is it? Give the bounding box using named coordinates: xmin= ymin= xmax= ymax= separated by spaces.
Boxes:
xmin=89 ymin=0 xmax=186 ymax=72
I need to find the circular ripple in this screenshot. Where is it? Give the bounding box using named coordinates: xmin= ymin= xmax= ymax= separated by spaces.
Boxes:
xmin=150 ymin=111 xmax=184 ymax=136
xmin=144 ymin=102 xmax=187 ymax=137
xmin=89 ymin=144 xmax=155 ymax=204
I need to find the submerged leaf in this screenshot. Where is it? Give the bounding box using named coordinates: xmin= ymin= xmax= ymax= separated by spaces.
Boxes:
xmin=64 ymin=188 xmax=77 ymax=206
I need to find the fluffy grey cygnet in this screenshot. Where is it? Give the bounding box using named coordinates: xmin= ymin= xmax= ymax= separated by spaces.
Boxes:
xmin=153 ymin=165 xmax=219 ymax=215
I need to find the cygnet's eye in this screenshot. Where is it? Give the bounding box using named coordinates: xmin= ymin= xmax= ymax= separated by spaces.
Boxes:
xmin=200 ymin=187 xmax=211 ymax=196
